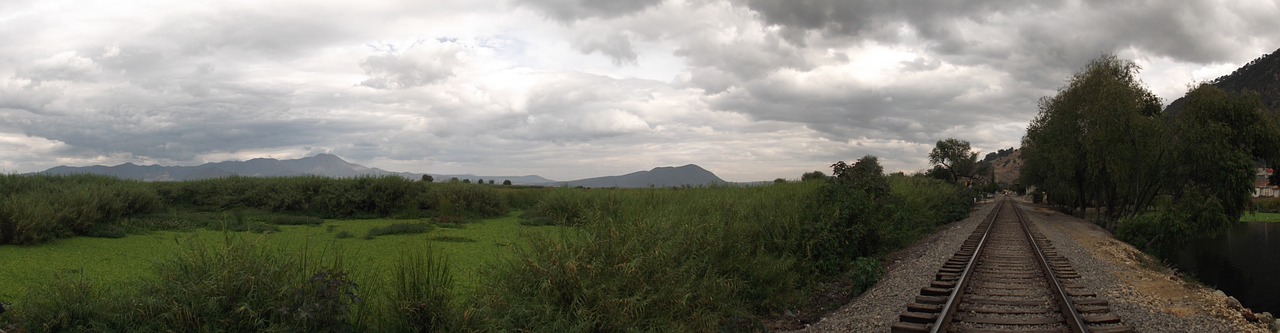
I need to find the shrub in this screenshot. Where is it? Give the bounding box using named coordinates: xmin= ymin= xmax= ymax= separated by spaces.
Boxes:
xmin=268 ymin=215 xmax=325 ymax=226
xmin=366 ymin=223 xmax=432 ymax=239
xmin=849 ymin=257 xmax=884 ymax=294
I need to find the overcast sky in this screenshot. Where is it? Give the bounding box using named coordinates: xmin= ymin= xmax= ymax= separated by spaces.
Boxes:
xmin=2 ymin=0 xmax=1278 ymax=181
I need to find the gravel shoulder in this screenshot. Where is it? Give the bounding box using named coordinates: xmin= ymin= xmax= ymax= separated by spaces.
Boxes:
xmin=788 ymin=196 xmax=1275 ymax=333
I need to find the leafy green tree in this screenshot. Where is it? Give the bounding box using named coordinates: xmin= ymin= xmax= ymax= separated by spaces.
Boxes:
xmin=420 ymin=174 xmax=434 ymax=183
xmin=1170 ymin=84 xmax=1280 ymax=221
xmin=502 ymin=180 xmax=512 ymax=186
xmin=1021 ymin=54 xmax=1165 ymax=229
xmin=928 ymin=138 xmax=978 ymax=183
xmin=801 ymin=171 xmax=827 ymax=182
xmin=462 ymin=179 xmax=471 ymax=184
xmin=773 ymin=178 xmax=787 ymax=184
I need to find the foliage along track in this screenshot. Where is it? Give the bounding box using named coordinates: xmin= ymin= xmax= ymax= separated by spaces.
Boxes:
xmin=891 ymin=196 xmax=1134 ymax=333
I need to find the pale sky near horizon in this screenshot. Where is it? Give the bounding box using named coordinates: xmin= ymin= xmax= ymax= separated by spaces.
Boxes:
xmin=2 ymin=0 xmax=1278 ymax=181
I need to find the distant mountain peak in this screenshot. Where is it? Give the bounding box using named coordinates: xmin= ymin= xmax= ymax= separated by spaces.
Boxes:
xmin=557 ymin=164 xmax=726 ymax=188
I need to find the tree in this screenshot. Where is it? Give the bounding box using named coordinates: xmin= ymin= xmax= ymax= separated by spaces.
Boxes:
xmin=929 ymin=138 xmax=978 ymax=183
xmin=1021 ymin=54 xmax=1166 ymax=229
xmin=502 ymin=180 xmax=512 ymax=186
xmin=1171 ymin=84 xmax=1280 ymax=221
xmin=488 ymin=179 xmax=495 ymax=185
xmin=774 ymin=178 xmax=787 ymax=184
xmin=449 ymin=177 xmax=459 ymax=183
xmin=420 ymin=174 xmax=434 ymax=183
xmin=462 ymin=179 xmax=471 ymax=184
xmin=477 ymin=178 xmax=484 ymax=185
xmin=832 ymin=155 xmax=889 ymax=198
xmin=801 ymin=171 xmax=827 ymax=182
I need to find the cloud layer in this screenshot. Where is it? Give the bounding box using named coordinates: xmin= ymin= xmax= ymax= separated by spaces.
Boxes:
xmin=2 ymin=0 xmax=1278 ymax=180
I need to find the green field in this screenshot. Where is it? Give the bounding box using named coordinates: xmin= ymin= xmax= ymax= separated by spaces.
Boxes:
xmin=1241 ymin=212 xmax=1280 ymax=222
xmin=0 ymin=213 xmax=561 ymax=303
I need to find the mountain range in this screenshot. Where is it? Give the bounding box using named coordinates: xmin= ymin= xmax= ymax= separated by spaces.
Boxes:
xmin=37 ymin=154 xmax=727 ymax=188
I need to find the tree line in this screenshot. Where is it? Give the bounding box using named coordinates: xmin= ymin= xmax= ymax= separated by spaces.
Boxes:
xmin=1019 ymin=54 xmax=1280 ymax=252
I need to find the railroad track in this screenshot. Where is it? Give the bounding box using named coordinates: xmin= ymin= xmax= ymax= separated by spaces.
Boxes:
xmin=891 ymin=197 xmax=1134 ymax=333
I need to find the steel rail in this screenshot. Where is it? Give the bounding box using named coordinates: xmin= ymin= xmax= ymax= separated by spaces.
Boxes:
xmin=927 ymin=199 xmax=1004 ymax=333
xmin=1012 ymin=198 xmax=1088 ymax=333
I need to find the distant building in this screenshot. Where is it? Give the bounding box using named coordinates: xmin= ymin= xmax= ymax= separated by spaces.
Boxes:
xmin=1253 ymin=167 xmax=1277 ymax=197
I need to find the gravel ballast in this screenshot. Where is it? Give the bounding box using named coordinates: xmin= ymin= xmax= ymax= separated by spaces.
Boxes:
xmin=789 ymin=196 xmax=1274 ymax=333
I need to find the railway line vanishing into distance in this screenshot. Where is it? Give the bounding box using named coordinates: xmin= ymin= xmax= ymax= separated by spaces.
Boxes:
xmin=891 ymin=197 xmax=1135 ymax=333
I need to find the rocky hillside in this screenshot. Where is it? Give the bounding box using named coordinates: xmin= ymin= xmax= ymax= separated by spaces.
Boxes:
xmin=990 ymin=149 xmax=1023 ymax=185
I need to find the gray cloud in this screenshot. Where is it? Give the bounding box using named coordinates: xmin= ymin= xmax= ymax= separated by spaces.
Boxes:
xmin=515 ymin=0 xmax=665 ymax=22
xmin=571 ymin=31 xmax=639 ymax=65
xmin=359 ymin=42 xmax=463 ymax=89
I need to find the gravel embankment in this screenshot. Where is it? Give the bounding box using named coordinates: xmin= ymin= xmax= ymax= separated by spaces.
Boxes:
xmin=786 ymin=201 xmax=997 ymax=332
xmin=790 ymin=197 xmax=1275 ymax=333
xmin=1022 ymin=199 xmax=1272 ymax=333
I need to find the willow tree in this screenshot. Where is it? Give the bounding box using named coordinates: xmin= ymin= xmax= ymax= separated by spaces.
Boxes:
xmin=1021 ymin=54 xmax=1166 ymax=230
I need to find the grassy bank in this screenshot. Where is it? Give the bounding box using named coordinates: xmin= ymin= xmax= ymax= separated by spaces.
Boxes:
xmin=1241 ymin=212 xmax=1280 ymax=223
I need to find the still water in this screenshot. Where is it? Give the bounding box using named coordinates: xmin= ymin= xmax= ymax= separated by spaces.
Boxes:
xmin=1171 ymin=222 xmax=1280 ymax=314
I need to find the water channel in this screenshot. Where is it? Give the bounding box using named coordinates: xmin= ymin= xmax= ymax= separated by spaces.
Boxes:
xmin=1171 ymin=222 xmax=1280 ymax=315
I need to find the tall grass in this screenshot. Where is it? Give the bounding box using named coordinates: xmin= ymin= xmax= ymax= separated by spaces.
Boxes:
xmin=478 ymin=176 xmax=972 ymax=331
xmin=376 ymin=248 xmax=463 ymax=332
xmin=0 ymin=174 xmax=160 ymax=245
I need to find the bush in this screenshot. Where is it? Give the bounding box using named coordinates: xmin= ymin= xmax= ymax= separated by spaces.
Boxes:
xmin=1253 ymin=197 xmax=1280 ymax=213
xmin=849 ymin=256 xmax=884 ymax=294
xmin=268 ymin=215 xmax=325 ymax=226
xmin=366 ymin=223 xmax=432 ymax=239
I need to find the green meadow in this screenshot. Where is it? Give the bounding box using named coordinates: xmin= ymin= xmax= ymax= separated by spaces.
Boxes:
xmin=0 ymin=214 xmax=562 ymax=302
